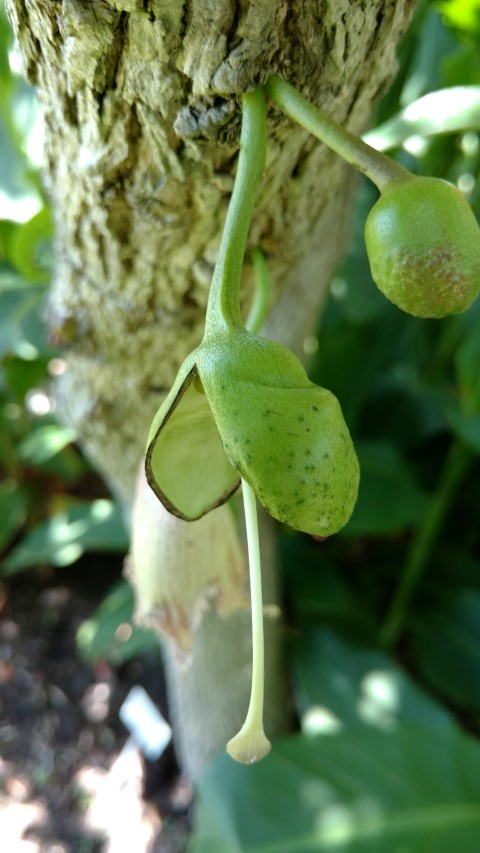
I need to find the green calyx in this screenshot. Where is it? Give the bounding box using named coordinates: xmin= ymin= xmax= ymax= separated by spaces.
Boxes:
xmin=199 ymin=331 xmax=359 ymax=537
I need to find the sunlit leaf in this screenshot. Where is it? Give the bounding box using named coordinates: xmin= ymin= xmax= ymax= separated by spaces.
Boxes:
xmin=364 ymin=86 xmax=480 ymax=152
xmin=194 ymin=724 xmax=480 ymax=852
xmin=437 ymin=0 xmax=480 ymax=34
xmin=292 ymin=627 xmax=450 ymax=732
xmin=17 ymin=424 xmax=77 ymax=465
xmin=1 ymin=499 xmax=128 ymax=573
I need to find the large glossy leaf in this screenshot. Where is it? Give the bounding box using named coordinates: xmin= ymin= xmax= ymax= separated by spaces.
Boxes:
xmin=291 ymin=627 xmax=449 ymax=732
xmin=193 ymin=724 xmax=480 ymax=852
xmin=340 ymin=441 xmax=429 ymax=536
xmin=409 ymin=588 xmax=480 ymax=711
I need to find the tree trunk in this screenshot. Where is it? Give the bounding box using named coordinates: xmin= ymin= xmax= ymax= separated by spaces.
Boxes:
xmin=7 ymin=0 xmax=416 ymax=779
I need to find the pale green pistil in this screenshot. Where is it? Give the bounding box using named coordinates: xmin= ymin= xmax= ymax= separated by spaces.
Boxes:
xmin=227 ymin=479 xmax=271 ymax=763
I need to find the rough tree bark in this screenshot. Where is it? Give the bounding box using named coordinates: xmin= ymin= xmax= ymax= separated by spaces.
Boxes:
xmin=7 ymin=0 xmax=416 ymax=779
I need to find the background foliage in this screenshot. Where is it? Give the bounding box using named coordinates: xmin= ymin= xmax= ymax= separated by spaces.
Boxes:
xmin=1 ymin=0 xmax=480 ymax=849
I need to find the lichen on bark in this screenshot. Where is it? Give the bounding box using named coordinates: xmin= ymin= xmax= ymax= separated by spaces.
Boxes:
xmin=7 ymin=0 xmax=416 ymax=778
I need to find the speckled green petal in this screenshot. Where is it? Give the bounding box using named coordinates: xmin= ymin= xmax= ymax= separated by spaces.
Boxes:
xmin=145 ymin=351 xmax=240 ymax=520
xmin=199 ymin=331 xmax=360 ymax=537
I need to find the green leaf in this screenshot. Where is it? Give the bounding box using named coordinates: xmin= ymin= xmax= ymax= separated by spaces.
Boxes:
xmin=455 ymin=326 xmax=480 ymax=414
xmin=329 ymin=250 xmax=386 ymax=326
xmin=341 ymin=442 xmax=429 ymax=536
xmin=281 ymin=544 xmax=363 ymax=621
xmin=76 ymin=580 xmax=159 ymax=666
xmin=2 ymin=355 xmax=50 ymax=399
xmin=17 ymin=424 xmax=77 ymax=465
xmin=1 ymin=499 xmax=128 ymax=574
xmin=0 ymin=8 xmax=13 ymax=105
xmin=399 ymin=8 xmax=456 ymax=104
xmin=409 ymin=588 xmax=480 ymax=710
xmin=15 ymin=422 xmax=86 ymax=482
xmin=444 ymin=397 xmax=480 ymax=455
xmin=292 ymin=627 xmax=450 ymax=732
xmin=193 ymin=724 xmax=480 ymax=852
xmin=8 ymin=208 xmax=53 ymax=283
xmin=0 ymin=481 xmax=28 ymax=553
xmin=364 ymin=86 xmax=480 ymax=152
xmin=0 ymin=288 xmax=49 ymax=359
xmin=437 ymin=0 xmax=480 ymax=34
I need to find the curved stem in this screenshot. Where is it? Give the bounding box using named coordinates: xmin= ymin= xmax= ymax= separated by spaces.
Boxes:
xmin=265 ymin=76 xmax=409 ymax=191
xmin=227 ymin=479 xmax=271 ymax=763
xmin=380 ymin=441 xmax=471 ymax=648
xmin=204 ymin=89 xmax=267 ymax=336
xmin=246 ymin=248 xmax=271 ymax=335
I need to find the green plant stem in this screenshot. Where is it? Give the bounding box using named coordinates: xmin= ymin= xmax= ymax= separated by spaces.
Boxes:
xmin=265 ymin=75 xmax=409 ymax=191
xmin=246 ymin=248 xmax=271 ymax=334
xmin=226 ymin=479 xmax=271 ymax=763
xmin=205 ymin=89 xmax=267 ymax=335
xmin=380 ymin=441 xmax=471 ymax=648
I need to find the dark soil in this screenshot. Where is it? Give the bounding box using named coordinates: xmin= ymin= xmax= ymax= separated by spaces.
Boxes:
xmin=0 ymin=555 xmax=191 ymax=852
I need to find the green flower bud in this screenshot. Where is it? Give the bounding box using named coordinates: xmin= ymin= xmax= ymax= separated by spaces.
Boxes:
xmin=365 ymin=177 xmax=480 ymax=319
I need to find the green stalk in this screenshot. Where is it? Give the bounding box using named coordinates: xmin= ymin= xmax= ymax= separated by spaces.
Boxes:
xmin=227 ymin=479 xmax=271 ymax=763
xmin=205 ymin=89 xmax=267 ymax=335
xmin=380 ymin=441 xmax=471 ymax=648
xmin=265 ymin=76 xmax=409 ymax=191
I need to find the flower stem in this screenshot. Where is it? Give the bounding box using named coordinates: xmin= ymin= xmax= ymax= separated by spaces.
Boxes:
xmin=205 ymin=89 xmax=267 ymax=336
xmin=380 ymin=441 xmax=471 ymax=648
xmin=227 ymin=479 xmax=271 ymax=763
xmin=265 ymin=75 xmax=409 ymax=191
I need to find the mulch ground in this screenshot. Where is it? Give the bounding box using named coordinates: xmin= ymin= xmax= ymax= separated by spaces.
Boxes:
xmin=0 ymin=556 xmax=191 ymax=852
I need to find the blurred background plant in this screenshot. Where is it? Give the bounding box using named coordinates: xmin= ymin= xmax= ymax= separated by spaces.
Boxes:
xmin=1 ymin=0 xmax=480 ymax=849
